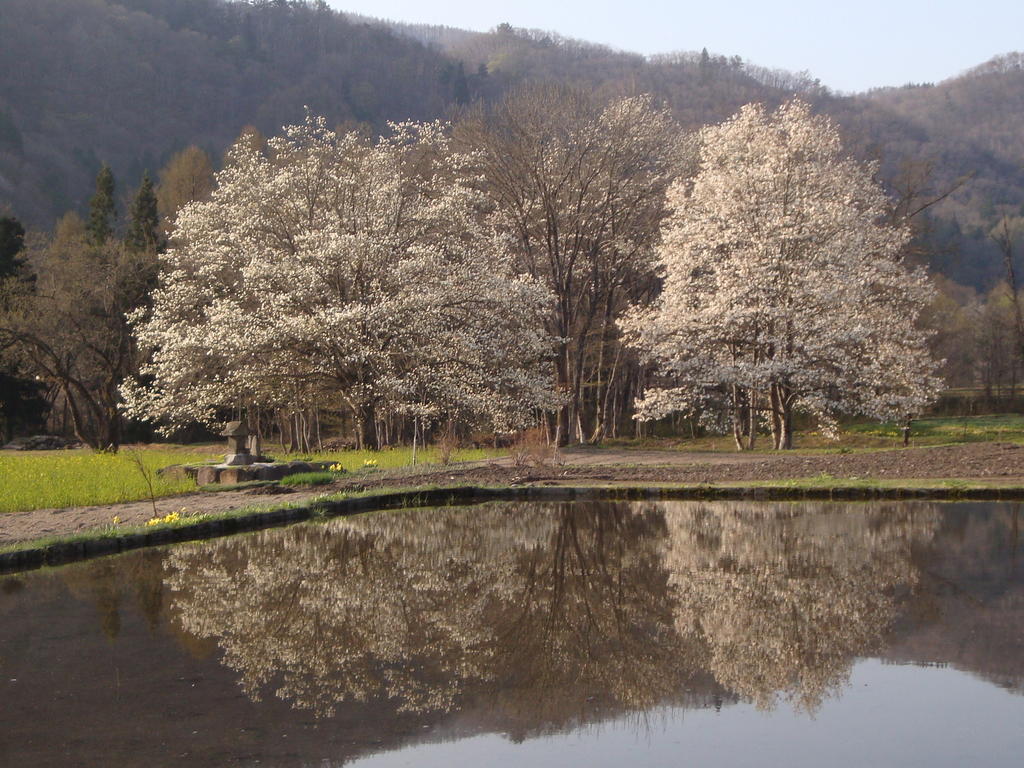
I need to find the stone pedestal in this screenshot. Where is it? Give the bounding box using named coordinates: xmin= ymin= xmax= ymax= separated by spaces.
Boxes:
xmin=220 ymin=420 xmax=253 ymax=466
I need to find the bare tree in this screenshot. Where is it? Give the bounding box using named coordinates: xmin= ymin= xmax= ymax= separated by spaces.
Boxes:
xmin=456 ymin=84 xmax=682 ymax=443
xmin=156 ymin=145 xmax=214 ymax=235
xmin=993 ymin=217 xmax=1024 ymax=363
xmin=0 ymin=214 xmax=156 ymax=450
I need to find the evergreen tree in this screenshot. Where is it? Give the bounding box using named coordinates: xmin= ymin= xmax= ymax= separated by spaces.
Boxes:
xmin=0 ymin=215 xmax=26 ymax=278
xmin=87 ymin=164 xmax=116 ymax=246
xmin=126 ymin=172 xmax=160 ymax=252
xmin=0 ymin=215 xmax=44 ymax=442
xmin=699 ymin=47 xmax=711 ymax=83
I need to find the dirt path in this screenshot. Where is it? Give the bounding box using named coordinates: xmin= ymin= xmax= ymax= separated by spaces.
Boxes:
xmin=0 ymin=485 xmax=331 ymax=545
xmin=4 ymin=442 xmax=1024 ymax=545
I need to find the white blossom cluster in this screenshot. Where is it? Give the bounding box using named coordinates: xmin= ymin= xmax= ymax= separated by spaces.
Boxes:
xmin=622 ymin=100 xmax=942 ymax=444
xmin=121 ymin=114 xmax=558 ymax=434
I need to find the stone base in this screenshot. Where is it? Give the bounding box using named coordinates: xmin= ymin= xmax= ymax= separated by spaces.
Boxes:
xmin=224 ymin=453 xmax=254 ymax=466
xmin=192 ymin=460 xmax=334 ymax=486
xmin=219 ymin=466 xmax=255 ymax=484
xmin=196 ymin=465 xmax=221 ymax=486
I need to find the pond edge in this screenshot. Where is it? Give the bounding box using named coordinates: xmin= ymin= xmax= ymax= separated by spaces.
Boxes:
xmin=2 ymin=483 xmax=1021 ymax=574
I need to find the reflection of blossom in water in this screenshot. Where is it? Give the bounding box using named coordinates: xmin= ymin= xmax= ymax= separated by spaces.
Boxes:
xmin=164 ymin=500 xmax=940 ymax=722
xmin=662 ymin=501 xmax=940 ymax=712
xmin=165 ymin=502 xmax=698 ymax=720
xmin=166 ymin=505 xmax=556 ymax=716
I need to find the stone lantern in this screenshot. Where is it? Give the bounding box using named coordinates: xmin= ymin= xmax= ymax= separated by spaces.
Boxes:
xmin=221 ymin=420 xmax=254 ymax=466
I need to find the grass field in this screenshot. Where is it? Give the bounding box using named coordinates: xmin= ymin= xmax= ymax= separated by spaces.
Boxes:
xmin=0 ymin=444 xmax=503 ymax=514
xmin=0 ymin=448 xmax=209 ymax=514
xmin=291 ymin=445 xmax=503 ymax=471
xmin=605 ymin=414 xmax=1024 ymax=453
xmin=844 ymin=414 xmax=1024 ymax=444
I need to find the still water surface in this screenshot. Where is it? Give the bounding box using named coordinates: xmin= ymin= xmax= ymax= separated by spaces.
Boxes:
xmin=1 ymin=500 xmax=1021 ymax=766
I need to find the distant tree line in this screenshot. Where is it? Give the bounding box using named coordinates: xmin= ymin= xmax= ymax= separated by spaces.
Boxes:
xmin=3 ymin=0 xmax=1022 ymax=288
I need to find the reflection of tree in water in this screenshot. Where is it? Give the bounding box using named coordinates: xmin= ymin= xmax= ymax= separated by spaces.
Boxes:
xmin=890 ymin=503 xmax=1024 ymax=693
xmin=165 ymin=500 xmax=939 ymax=720
xmin=166 ymin=502 xmax=704 ymax=720
xmin=663 ymin=502 xmax=940 ymax=711
xmin=168 ymin=505 xmax=532 ymax=716
xmin=470 ymin=503 xmax=708 ymax=728
xmin=60 ymin=549 xmax=167 ymax=640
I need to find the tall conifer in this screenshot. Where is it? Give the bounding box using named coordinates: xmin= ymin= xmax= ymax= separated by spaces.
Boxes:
xmin=87 ymin=164 xmax=116 ymax=246
xmin=0 ymin=216 xmax=26 ymax=278
xmin=126 ymin=172 xmax=160 ymax=252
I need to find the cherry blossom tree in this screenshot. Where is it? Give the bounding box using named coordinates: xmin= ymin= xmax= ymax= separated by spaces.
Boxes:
xmin=622 ymin=100 xmax=941 ymax=450
xmin=122 ymin=115 xmax=556 ymax=448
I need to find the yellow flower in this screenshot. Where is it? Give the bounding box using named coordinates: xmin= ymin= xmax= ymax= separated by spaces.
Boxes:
xmin=146 ymin=511 xmax=181 ymax=527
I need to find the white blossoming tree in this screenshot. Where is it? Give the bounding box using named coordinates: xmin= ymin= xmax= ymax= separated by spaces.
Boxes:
xmin=622 ymin=100 xmax=941 ymax=450
xmin=122 ymin=115 xmax=557 ymax=447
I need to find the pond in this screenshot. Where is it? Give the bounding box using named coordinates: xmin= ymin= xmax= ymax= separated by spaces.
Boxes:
xmin=1 ymin=500 xmax=1022 ymax=767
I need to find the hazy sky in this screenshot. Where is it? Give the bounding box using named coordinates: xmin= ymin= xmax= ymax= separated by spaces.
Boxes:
xmin=327 ymin=0 xmax=1023 ymax=93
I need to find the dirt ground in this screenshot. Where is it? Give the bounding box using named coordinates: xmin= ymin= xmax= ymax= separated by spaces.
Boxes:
xmin=4 ymin=441 xmax=1024 ymax=545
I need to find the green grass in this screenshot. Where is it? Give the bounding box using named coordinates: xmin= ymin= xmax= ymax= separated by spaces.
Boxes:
xmin=0 ymin=497 xmax=316 ymax=555
xmin=728 ymin=474 xmax=1002 ymax=491
xmin=289 ymin=445 xmax=502 ymax=471
xmin=280 ymin=471 xmax=335 ymax=487
xmin=7 ymin=416 xmax=1021 ymax=519
xmin=0 ymin=448 xmax=209 ymax=514
xmin=845 ymin=414 xmax=1024 ymax=444
xmin=0 ymin=444 xmax=504 ymax=514
xmin=603 ymin=414 xmax=1024 ymax=453
xmin=5 ymin=476 xmax=1020 ymax=563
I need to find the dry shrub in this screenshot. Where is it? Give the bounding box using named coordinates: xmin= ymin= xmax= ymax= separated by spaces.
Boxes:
xmin=436 ymin=423 xmax=459 ymax=465
xmin=510 ymin=428 xmax=558 ymax=469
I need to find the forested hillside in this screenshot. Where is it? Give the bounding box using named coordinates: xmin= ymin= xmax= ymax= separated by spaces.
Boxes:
xmin=846 ymin=55 xmax=1024 ymax=287
xmin=0 ymin=0 xmax=810 ymax=230
xmin=0 ymin=0 xmax=459 ymax=226
xmin=2 ymin=0 xmax=1022 ymax=289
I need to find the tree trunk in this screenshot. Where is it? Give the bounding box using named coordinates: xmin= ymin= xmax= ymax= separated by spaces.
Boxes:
xmin=746 ymin=389 xmax=757 ymax=451
xmin=770 ymin=384 xmax=782 ymax=450
xmin=411 ymin=417 xmax=418 ymax=465
xmin=731 ymin=384 xmax=745 ymax=451
xmin=781 ymin=396 xmax=794 ymax=450
xmin=355 ymin=404 xmax=379 ymax=451
xmin=63 ymin=383 xmax=89 ymax=448
xmin=102 ymin=411 xmax=121 ymax=452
